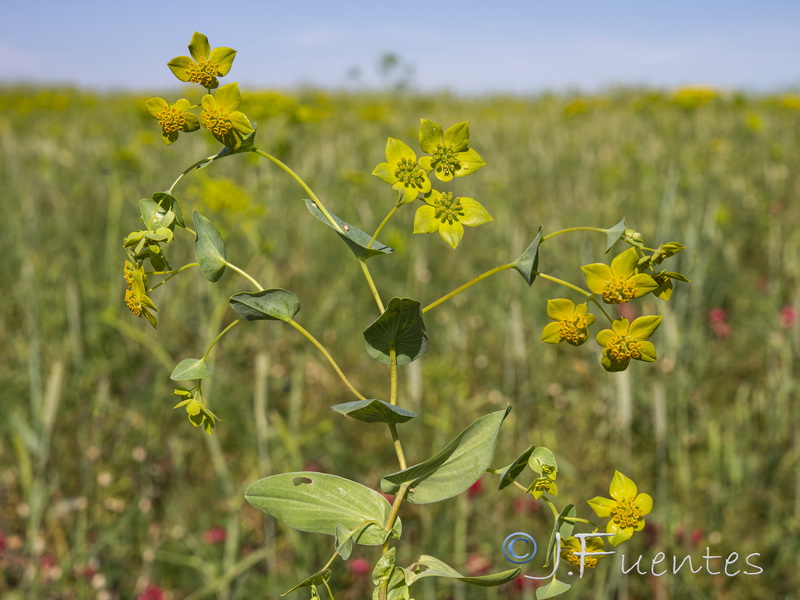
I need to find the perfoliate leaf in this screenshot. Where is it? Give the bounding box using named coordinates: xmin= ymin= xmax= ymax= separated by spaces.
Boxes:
xmin=245 ymin=472 xmax=401 ymax=546
xmin=381 ymin=407 xmax=511 ymax=504
xmin=605 ymin=218 xmax=627 ymax=253
xmin=170 ymin=358 xmax=212 ymax=381
xmin=304 ymin=199 xmax=393 ymax=260
xmin=193 ymin=211 xmax=226 ymax=282
xmin=513 ymin=226 xmax=544 ymax=285
xmin=332 ymin=399 xmax=417 ymax=425
xmin=229 ymin=289 xmax=300 ymax=321
xmin=363 ymin=298 xmax=428 ymax=366
xmin=536 ymin=578 xmax=571 ymax=599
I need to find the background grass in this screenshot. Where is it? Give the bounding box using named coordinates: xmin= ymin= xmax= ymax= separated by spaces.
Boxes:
xmin=1 ymin=85 xmax=799 ymax=599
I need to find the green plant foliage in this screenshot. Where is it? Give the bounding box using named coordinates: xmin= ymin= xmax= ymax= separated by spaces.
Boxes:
xmin=407 ymin=555 xmax=520 ymax=587
xmin=245 ymin=472 xmax=402 ymax=546
xmin=304 ymin=199 xmax=394 ymax=259
xmin=512 ymin=226 xmax=544 ymax=285
xmin=229 ymin=289 xmax=300 ymax=321
xmin=170 ymin=357 xmax=212 ymax=381
xmin=497 ymin=444 xmax=535 ymax=490
xmin=363 ymin=297 xmax=428 ymax=366
xmin=193 ymin=210 xmax=227 ymax=281
xmin=332 ymin=399 xmax=417 ymax=424
xmin=381 ymin=407 xmax=511 ymax=503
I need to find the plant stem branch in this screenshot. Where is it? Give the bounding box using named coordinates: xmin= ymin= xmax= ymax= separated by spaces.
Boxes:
xmin=423 ymin=263 xmax=514 ymax=313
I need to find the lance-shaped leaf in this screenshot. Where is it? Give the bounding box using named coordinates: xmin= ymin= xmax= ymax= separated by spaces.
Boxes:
xmin=497 ymin=445 xmax=535 ymax=490
xmin=381 ymin=407 xmax=511 ymax=504
xmin=304 ymin=199 xmax=393 ymax=260
xmin=363 ymin=298 xmax=428 ymax=366
xmin=407 ymin=555 xmax=520 ymax=587
xmin=170 ymin=358 xmax=212 ymax=381
xmin=332 ymin=399 xmax=417 ymax=425
xmin=281 ymin=569 xmax=331 ymax=597
xmin=193 ymin=211 xmax=226 ymax=282
xmin=229 ymin=289 xmax=300 ymax=322
xmin=245 ymin=472 xmax=401 ymax=546
xmin=512 ymin=226 xmax=544 ymax=286
xmin=604 ymin=218 xmax=627 ymax=253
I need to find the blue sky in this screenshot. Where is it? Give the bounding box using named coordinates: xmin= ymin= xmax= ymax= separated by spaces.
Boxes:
xmin=2 ymin=0 xmax=799 ymax=94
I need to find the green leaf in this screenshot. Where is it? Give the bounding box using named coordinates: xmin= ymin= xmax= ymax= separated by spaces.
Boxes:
xmin=332 ymin=399 xmax=417 ymax=425
xmin=153 ymin=191 xmax=185 ymax=227
xmin=605 ymin=218 xmax=627 ymax=253
xmin=363 ymin=298 xmax=428 ymax=366
xmin=512 ymin=226 xmax=544 ymax=286
xmin=497 ymin=445 xmax=535 ymax=490
xmin=304 ymin=199 xmax=394 ymax=260
xmin=545 ymin=506 xmax=575 ymax=567
xmin=528 ymin=447 xmax=558 ymax=478
xmin=381 ymin=407 xmax=511 ymax=504
xmin=245 ymin=472 xmax=401 ymax=546
xmin=372 ymin=547 xmax=397 ymax=586
xmin=193 ymin=211 xmax=226 ymax=282
xmin=229 ymin=289 xmax=300 ymax=322
xmin=407 ymin=555 xmax=520 ymax=587
xmin=372 ymin=566 xmax=411 ymax=600
xmin=281 ymin=569 xmax=331 ymax=597
xmin=334 ymin=524 xmax=355 ymax=560
xmin=536 ymin=578 xmax=571 ymax=599
xmin=170 ymin=358 xmax=212 ymax=381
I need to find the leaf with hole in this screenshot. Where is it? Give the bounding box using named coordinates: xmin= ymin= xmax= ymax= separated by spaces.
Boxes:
xmin=407 ymin=555 xmax=520 ymax=587
xmin=245 ymin=472 xmax=401 ymax=545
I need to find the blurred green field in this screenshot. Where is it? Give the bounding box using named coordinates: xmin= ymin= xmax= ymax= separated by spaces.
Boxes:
xmin=1 ymin=85 xmax=799 ymax=599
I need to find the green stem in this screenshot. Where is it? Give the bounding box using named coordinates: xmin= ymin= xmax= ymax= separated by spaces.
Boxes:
xmin=562 ymin=516 xmax=600 ymax=528
xmin=369 ymin=202 xmax=401 ymax=248
xmin=167 ymin=151 xmax=235 ymax=195
xmin=423 ymin=263 xmax=515 ymax=313
xmin=146 ymin=262 xmax=198 ymax=292
xmin=388 ymin=424 xmax=407 ymax=470
xmin=541 ymin=226 xmax=607 ymax=242
xmin=222 ymin=259 xmax=264 ymax=291
xmin=251 ymin=148 xmax=345 ymax=235
xmin=203 ymin=320 xmax=241 ymax=360
xmin=389 ymin=346 xmax=397 ymax=405
xmin=380 ymin=485 xmax=410 ymax=600
xmin=286 ymin=318 xmax=366 ymax=400
xmin=360 ymin=260 xmax=385 ymax=313
xmin=542 ymin=496 xmax=561 ymax=518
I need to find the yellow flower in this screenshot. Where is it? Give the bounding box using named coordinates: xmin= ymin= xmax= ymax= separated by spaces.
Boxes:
xmin=372 ymin=138 xmax=432 ymax=204
xmin=145 ymin=98 xmax=200 ymax=145
xmin=588 ymin=471 xmax=653 ymax=546
xmin=412 ymin=190 xmax=492 ymax=249
xmin=123 ymin=261 xmax=158 ymax=328
xmin=595 ymin=315 xmax=661 ymax=372
xmin=200 ymin=83 xmax=254 ymax=149
xmin=541 ymin=299 xmax=595 ymax=346
xmin=527 ymin=476 xmax=557 ymax=499
xmin=167 ymin=32 xmax=236 ymax=90
xmin=561 ymin=536 xmax=606 ymax=569
xmin=581 ymin=248 xmax=658 ymax=304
